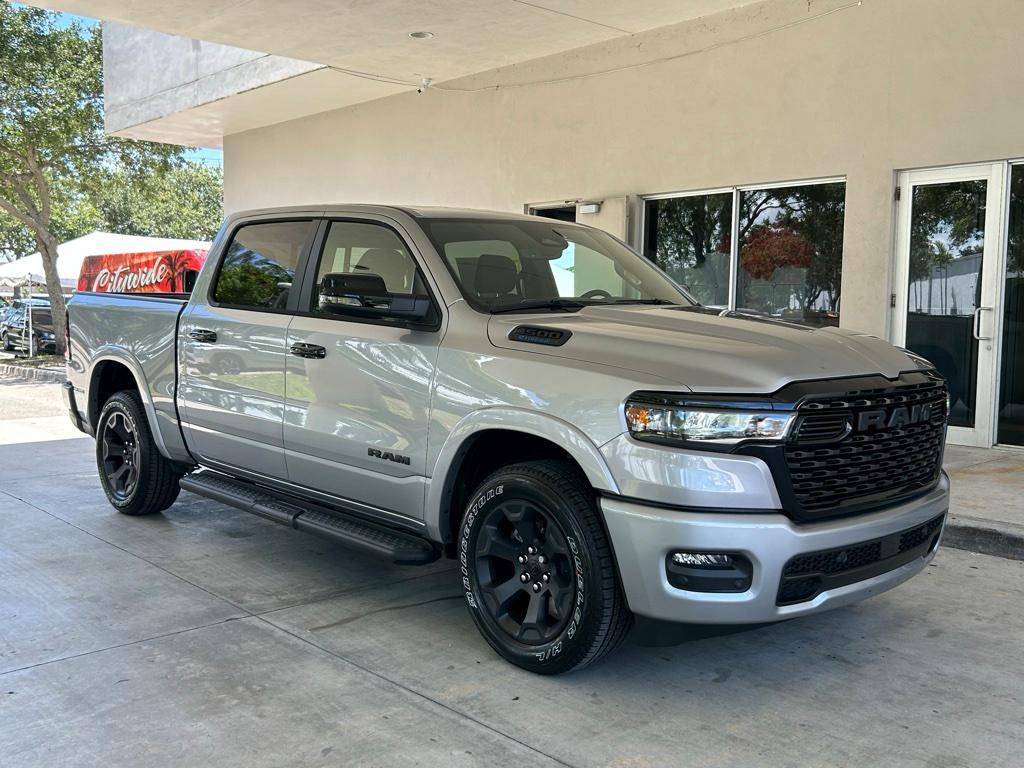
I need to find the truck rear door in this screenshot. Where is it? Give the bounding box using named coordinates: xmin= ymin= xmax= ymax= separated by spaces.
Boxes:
xmin=178 ymin=218 xmax=318 ymax=479
xmin=282 ymin=216 xmax=443 ymax=523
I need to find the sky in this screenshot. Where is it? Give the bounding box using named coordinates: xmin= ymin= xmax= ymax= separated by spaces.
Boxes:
xmin=46 ymin=7 xmax=224 ymax=167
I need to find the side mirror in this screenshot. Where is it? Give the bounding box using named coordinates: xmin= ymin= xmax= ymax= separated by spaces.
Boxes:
xmin=319 ymin=272 xmax=431 ymax=320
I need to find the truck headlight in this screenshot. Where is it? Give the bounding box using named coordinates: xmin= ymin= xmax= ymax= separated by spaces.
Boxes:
xmin=624 ymin=399 xmax=795 ymax=445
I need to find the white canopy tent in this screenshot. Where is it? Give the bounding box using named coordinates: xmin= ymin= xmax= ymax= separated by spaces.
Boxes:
xmin=0 ymin=232 xmax=211 ymax=294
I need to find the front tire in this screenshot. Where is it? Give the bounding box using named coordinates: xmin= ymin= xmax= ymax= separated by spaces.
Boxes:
xmin=96 ymin=391 xmax=182 ymax=515
xmin=2 ymin=332 xmax=12 ymax=351
xmin=458 ymin=460 xmax=632 ymax=674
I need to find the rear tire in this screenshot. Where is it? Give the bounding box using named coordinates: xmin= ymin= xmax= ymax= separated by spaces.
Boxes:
xmin=96 ymin=391 xmax=182 ymax=515
xmin=1 ymin=332 xmax=11 ymax=351
xmin=458 ymin=460 xmax=632 ymax=674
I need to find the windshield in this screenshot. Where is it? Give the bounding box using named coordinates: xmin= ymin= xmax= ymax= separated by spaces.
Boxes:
xmin=420 ymin=218 xmax=693 ymax=313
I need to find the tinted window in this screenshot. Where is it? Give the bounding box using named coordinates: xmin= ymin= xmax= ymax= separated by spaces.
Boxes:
xmin=309 ymin=221 xmax=427 ymax=315
xmin=643 ymin=181 xmax=846 ymax=326
xmin=1000 ymin=165 xmax=1024 ymax=445
xmin=643 ymin=193 xmax=732 ymax=307
xmin=213 ymin=220 xmax=313 ymax=309
xmin=737 ymin=182 xmax=845 ymax=327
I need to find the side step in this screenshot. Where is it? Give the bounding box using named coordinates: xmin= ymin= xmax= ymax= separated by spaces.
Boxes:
xmin=180 ymin=471 xmax=439 ymax=565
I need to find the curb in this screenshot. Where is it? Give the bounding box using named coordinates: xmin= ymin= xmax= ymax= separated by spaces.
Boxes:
xmin=943 ymin=514 xmax=1024 ymax=562
xmin=0 ymin=363 xmax=66 ymax=384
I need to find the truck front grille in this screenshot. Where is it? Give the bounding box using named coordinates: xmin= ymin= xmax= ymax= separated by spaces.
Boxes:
xmin=783 ymin=376 xmax=947 ymax=519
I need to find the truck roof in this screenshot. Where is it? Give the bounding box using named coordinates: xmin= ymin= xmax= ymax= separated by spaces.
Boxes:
xmin=228 ymin=204 xmax=567 ymax=225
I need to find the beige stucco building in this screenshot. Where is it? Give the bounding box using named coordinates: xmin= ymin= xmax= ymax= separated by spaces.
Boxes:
xmin=36 ymin=0 xmax=1024 ymax=448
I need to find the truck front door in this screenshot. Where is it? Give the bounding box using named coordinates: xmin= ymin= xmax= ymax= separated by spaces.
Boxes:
xmin=179 ymin=218 xmax=318 ymax=479
xmin=283 ymin=217 xmax=443 ymax=524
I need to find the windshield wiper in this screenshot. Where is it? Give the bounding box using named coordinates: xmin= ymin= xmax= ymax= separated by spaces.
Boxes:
xmin=489 ymin=297 xmax=682 ymax=314
xmin=605 ymin=298 xmax=678 ymax=306
xmin=489 ymin=298 xmax=590 ymax=314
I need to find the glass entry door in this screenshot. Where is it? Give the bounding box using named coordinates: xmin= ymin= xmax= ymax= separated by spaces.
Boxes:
xmin=893 ymin=164 xmax=1007 ymax=447
xmin=999 ymin=165 xmax=1024 ymax=446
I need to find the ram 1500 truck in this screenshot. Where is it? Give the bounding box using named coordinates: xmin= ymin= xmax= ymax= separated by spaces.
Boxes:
xmin=64 ymin=206 xmax=950 ymax=673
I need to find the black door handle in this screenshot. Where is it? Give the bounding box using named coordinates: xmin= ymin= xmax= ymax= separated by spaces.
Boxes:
xmin=189 ymin=328 xmax=218 ymax=343
xmin=290 ymin=342 xmax=326 ymax=359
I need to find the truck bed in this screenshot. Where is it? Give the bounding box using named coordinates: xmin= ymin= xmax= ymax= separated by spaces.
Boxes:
xmin=66 ymin=291 xmax=190 ymax=462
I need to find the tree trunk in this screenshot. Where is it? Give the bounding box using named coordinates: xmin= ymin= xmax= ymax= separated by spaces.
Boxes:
xmin=36 ymin=232 xmax=67 ymax=356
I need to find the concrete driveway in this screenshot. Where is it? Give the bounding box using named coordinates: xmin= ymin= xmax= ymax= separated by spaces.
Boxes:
xmin=1 ymin=381 xmax=1022 ymax=767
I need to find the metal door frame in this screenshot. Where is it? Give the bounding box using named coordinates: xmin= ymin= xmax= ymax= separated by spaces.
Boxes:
xmin=892 ymin=162 xmax=1009 ymax=448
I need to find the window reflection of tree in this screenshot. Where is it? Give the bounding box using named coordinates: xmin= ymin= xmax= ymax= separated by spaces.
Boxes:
xmin=647 ymin=183 xmax=845 ymax=325
xmin=215 ymin=245 xmax=295 ymax=308
xmin=908 ymin=181 xmax=987 ymax=316
xmin=738 ymin=184 xmax=846 ymax=323
xmin=645 ymin=194 xmax=731 ymax=306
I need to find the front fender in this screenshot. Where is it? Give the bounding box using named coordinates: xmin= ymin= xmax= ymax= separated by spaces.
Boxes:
xmin=424 ymin=407 xmax=621 ymax=541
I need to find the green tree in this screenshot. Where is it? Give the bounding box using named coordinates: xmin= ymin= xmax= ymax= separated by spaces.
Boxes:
xmin=0 ymin=5 xmax=183 ymax=352
xmin=96 ymin=161 xmax=223 ymax=241
xmin=0 ymin=214 xmax=34 ymax=263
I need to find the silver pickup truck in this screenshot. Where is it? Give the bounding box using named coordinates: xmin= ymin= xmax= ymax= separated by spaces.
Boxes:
xmin=64 ymin=205 xmax=950 ymax=673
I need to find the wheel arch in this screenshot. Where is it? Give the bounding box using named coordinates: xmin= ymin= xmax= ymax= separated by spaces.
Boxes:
xmin=426 ymin=408 xmax=620 ymax=547
xmin=86 ymin=350 xmax=172 ymax=457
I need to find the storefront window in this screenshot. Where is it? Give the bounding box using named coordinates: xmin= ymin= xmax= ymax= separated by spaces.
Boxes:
xmin=738 ymin=182 xmax=845 ymax=326
xmin=643 ymin=193 xmax=731 ymax=307
xmin=643 ymin=181 xmax=846 ymax=326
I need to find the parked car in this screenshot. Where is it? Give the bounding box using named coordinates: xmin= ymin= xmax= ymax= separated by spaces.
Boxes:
xmin=2 ymin=304 xmax=57 ymax=354
xmin=64 ymin=206 xmax=950 ymax=674
xmin=1 ymin=297 xmax=51 ymax=333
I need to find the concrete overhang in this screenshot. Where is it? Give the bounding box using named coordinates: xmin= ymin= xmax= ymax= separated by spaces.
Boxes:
xmin=100 ymin=23 xmax=408 ymax=148
xmin=34 ymin=0 xmax=764 ymax=147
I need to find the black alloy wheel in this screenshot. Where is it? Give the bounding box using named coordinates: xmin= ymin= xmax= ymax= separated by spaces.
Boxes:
xmin=95 ymin=390 xmax=183 ymax=515
xmin=475 ymin=497 xmax=576 ymax=644
xmin=460 ymin=460 xmax=632 ymax=674
xmin=100 ymin=410 xmax=141 ymax=501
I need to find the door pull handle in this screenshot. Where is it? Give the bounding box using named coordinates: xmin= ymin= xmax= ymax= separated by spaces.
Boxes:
xmin=972 ymin=307 xmax=993 ymax=341
xmin=290 ymin=342 xmax=326 ymax=359
xmin=189 ymin=329 xmax=218 ymax=343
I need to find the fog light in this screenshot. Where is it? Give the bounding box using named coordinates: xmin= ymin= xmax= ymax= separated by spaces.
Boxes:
xmin=672 ymin=552 xmax=734 ymax=568
xmin=666 ymin=551 xmax=752 ymax=593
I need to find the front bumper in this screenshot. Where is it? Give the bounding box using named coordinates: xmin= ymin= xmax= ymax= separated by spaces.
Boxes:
xmin=601 ymin=472 xmax=949 ymax=624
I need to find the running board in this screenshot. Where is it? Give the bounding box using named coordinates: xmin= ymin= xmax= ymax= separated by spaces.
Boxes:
xmin=180 ymin=471 xmax=439 ymax=565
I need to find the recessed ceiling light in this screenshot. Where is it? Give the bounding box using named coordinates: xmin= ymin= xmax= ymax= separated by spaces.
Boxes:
xmin=409 ymin=31 xmax=434 ymax=39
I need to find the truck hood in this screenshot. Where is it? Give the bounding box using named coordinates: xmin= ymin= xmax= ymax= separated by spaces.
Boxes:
xmin=487 ymin=305 xmax=919 ymax=393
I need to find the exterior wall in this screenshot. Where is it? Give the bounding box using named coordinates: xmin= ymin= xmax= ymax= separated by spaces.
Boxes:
xmin=222 ymin=0 xmax=1024 ymax=337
